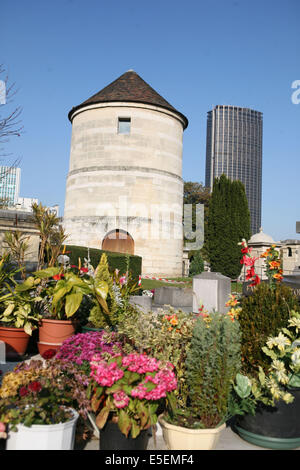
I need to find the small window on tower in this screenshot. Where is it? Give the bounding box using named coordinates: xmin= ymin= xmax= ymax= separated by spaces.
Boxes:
xmin=118 ymin=117 xmax=131 ymax=134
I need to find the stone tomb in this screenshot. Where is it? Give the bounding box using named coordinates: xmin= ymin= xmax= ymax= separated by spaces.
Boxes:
xmin=192 ymin=272 xmax=231 ymax=314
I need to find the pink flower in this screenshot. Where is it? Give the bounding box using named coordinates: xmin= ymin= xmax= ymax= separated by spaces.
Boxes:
xmin=0 ymin=422 xmax=5 ymax=433
xmin=113 ymin=391 xmax=130 ymax=409
xmin=90 ymin=359 xmax=124 ymax=387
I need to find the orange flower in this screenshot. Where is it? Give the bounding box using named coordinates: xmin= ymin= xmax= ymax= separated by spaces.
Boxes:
xmin=169 ymin=315 xmax=178 ymax=326
xmin=273 ymin=273 xmax=283 ymax=280
xmin=269 ymin=261 xmax=281 ymax=270
xmin=261 ymin=249 xmax=271 ymax=258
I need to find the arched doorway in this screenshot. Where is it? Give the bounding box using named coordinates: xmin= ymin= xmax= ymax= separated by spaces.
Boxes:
xmin=102 ymin=229 xmax=134 ymax=255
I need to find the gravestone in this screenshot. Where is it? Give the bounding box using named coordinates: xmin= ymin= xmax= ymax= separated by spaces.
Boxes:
xmin=129 ymin=295 xmax=153 ymax=313
xmin=153 ymin=286 xmax=193 ymax=308
xmin=192 ymin=272 xmax=231 ymax=314
xmin=282 ymin=273 xmax=300 ymax=303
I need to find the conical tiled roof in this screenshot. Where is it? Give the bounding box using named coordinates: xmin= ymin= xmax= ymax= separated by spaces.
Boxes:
xmin=68 ymin=70 xmax=188 ymax=128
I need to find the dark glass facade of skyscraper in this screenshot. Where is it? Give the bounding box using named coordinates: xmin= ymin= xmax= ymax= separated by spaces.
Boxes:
xmin=205 ymin=105 xmax=263 ymax=234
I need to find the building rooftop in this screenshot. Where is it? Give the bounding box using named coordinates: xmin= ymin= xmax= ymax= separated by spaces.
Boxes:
xmin=248 ymin=227 xmax=275 ymax=245
xmin=68 ymin=70 xmax=188 ymax=128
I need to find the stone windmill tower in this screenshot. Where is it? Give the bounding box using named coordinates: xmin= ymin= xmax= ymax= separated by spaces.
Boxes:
xmin=64 ymin=70 xmax=188 ymax=276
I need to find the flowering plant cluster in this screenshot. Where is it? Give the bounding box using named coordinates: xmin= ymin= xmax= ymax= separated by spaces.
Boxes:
xmin=117 ymin=307 xmax=195 ymax=415
xmin=0 ymin=358 xmax=91 ymax=432
xmin=261 ymin=244 xmax=283 ymax=286
xmin=225 ymin=294 xmax=242 ymax=322
xmin=238 ymin=239 xmax=260 ymax=287
xmin=56 ymin=331 xmax=123 ymax=385
xmin=87 ymin=351 xmax=177 ymax=438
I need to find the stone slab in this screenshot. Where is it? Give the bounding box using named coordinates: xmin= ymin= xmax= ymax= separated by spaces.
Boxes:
xmin=153 ymin=286 xmax=193 ymax=307
xmin=192 ymin=272 xmax=231 ymax=314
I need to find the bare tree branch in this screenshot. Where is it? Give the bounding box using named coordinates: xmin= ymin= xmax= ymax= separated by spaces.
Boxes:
xmin=0 ymin=64 xmax=23 ymax=163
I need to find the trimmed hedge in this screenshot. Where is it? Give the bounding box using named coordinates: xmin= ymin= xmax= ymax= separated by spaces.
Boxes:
xmin=65 ymin=245 xmax=142 ymax=282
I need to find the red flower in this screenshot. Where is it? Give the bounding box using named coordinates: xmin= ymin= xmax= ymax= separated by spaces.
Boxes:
xmin=41 ymin=349 xmax=57 ymax=360
xmin=80 ymin=267 xmax=89 ymax=273
xmin=246 ymin=266 xmax=256 ymax=280
xmin=19 ymin=386 xmax=29 ymax=397
xmin=28 ymin=381 xmax=42 ymax=393
xmin=250 ymin=275 xmax=261 ymax=287
xmin=240 ymin=255 xmax=257 ymax=267
xmin=53 ymin=273 xmax=64 ymax=280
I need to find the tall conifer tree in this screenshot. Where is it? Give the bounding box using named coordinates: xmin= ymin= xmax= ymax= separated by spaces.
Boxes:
xmin=207 ymin=174 xmax=251 ymax=279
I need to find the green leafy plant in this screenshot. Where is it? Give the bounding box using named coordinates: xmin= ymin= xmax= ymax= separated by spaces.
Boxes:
xmin=87 ymin=253 xmax=119 ymax=329
xmin=238 ymin=282 xmax=299 ymax=375
xmin=3 ymin=231 xmax=30 ymax=280
xmin=0 ymin=276 xmax=43 ymax=334
xmin=32 ymin=202 xmax=67 ymax=270
xmin=0 ymin=253 xmax=20 ymax=291
xmin=166 ymin=312 xmax=241 ymax=429
xmin=230 ymin=310 xmax=300 ymax=417
xmin=33 ymin=266 xmax=93 ymax=320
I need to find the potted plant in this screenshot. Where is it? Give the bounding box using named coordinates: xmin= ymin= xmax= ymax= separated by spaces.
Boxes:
xmin=33 ymin=263 xmax=107 ymax=352
xmin=0 ymin=275 xmax=43 ymax=360
xmin=0 ymin=356 xmax=91 ymax=450
xmin=159 ymin=311 xmax=242 ymax=450
xmin=231 ymin=309 xmax=300 ymax=449
xmin=87 ymin=350 xmax=177 ymax=450
xmin=83 ymin=254 xmax=125 ymax=332
xmin=117 ymin=306 xmax=196 ymax=439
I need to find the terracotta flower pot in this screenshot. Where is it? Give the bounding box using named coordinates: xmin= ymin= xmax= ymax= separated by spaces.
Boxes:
xmin=0 ymin=326 xmax=30 ymax=360
xmin=37 ymin=341 xmax=61 ymax=356
xmin=39 ymin=319 xmax=75 ymax=347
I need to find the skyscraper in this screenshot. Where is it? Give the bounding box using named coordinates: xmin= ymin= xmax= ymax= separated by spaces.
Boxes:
xmin=0 ymin=166 xmax=21 ymax=206
xmin=205 ymin=105 xmax=263 ymax=234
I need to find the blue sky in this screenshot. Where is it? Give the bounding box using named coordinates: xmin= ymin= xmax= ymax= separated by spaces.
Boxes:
xmin=1 ymin=0 xmax=299 ymax=241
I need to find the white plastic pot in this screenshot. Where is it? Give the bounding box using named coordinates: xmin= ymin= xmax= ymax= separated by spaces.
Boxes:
xmin=158 ymin=415 xmax=226 ymax=450
xmin=6 ymin=408 xmax=79 ymax=450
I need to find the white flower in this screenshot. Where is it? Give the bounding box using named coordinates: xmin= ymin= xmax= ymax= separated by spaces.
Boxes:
xmin=271 ymin=360 xmax=289 ymax=384
xmin=291 ymin=349 xmax=300 ymax=366
xmin=266 ymin=332 xmax=291 ymax=351
xmin=142 ymin=290 xmax=154 ymax=297
xmin=288 ymin=317 xmax=300 ymax=333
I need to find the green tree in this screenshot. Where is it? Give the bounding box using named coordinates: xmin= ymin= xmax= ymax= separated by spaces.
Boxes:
xmin=183 ymin=181 xmax=211 ymax=261
xmin=207 ymin=174 xmax=251 ymax=279
xmin=189 ymin=250 xmax=204 ymax=277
